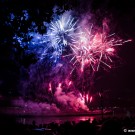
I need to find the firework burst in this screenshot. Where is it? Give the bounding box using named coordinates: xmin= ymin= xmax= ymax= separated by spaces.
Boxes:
xmin=66 ymin=24 xmax=131 ymax=72
xmin=47 ymin=12 xmax=80 ymax=55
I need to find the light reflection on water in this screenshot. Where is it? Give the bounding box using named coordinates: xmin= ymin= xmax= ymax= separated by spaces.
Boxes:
xmin=17 ymin=115 xmax=110 ymax=125
xmin=16 ymin=108 xmax=135 ymax=125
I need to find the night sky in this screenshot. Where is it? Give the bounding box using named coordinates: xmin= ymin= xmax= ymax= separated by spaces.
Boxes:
xmin=0 ymin=0 xmax=135 ymax=109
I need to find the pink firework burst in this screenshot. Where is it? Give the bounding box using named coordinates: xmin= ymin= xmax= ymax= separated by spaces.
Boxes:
xmin=66 ymin=24 xmax=131 ymax=72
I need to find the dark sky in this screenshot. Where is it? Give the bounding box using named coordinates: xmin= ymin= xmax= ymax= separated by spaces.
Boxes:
xmin=0 ymin=0 xmax=135 ymax=106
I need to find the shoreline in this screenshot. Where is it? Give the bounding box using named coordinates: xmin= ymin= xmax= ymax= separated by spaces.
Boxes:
xmin=0 ymin=106 xmax=113 ymax=117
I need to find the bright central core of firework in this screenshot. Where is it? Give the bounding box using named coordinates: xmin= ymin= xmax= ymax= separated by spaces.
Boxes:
xmin=48 ymin=14 xmax=79 ymax=54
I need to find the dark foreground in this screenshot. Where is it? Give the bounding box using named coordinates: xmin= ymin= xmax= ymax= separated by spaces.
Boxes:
xmin=0 ymin=114 xmax=135 ymax=135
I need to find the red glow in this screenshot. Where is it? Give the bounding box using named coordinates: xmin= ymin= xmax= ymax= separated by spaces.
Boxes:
xmin=90 ymin=96 xmax=93 ymax=103
xmin=99 ymin=92 xmax=101 ymax=97
xmin=58 ymin=83 xmax=62 ymax=88
xmin=68 ymin=81 xmax=72 ymax=86
xmin=48 ymin=82 xmax=52 ymax=92
xmin=86 ymin=94 xmax=89 ymax=102
xmin=106 ymin=48 xmax=114 ymax=53
xmin=123 ymin=39 xmax=132 ymax=43
xmin=81 ymin=67 xmax=84 ymax=72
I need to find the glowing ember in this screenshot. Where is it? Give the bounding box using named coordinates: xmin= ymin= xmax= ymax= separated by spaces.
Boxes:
xmin=90 ymin=96 xmax=93 ymax=103
xmin=48 ymin=82 xmax=52 ymax=92
xmin=68 ymin=81 xmax=72 ymax=86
